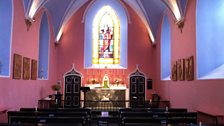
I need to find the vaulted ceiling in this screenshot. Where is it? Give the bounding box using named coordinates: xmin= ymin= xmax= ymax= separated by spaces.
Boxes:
xmin=23 ymin=0 xmax=188 ymax=44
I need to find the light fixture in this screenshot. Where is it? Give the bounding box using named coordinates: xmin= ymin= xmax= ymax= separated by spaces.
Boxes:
xmin=25 ymin=17 xmax=35 ymax=31
xmin=176 ymin=18 xmax=184 ymax=33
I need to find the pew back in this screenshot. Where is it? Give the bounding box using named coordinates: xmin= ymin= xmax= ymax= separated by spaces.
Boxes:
xmin=8 ymin=108 xmax=91 ymax=125
xmin=119 ymin=108 xmax=197 ymax=126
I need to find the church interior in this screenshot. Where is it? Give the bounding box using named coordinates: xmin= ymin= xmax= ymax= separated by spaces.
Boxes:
xmin=0 ymin=0 xmax=224 ymax=125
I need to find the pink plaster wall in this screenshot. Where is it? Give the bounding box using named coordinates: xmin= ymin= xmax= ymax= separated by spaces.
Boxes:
xmin=0 ymin=0 xmax=58 ymax=120
xmin=2 ymin=0 xmax=223 ymax=124
xmin=57 ymin=2 xmax=156 ymax=99
xmin=155 ymin=0 xmax=224 ymax=117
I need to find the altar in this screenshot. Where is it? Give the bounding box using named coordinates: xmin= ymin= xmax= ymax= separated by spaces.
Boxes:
xmin=84 ymin=84 xmax=128 ymax=109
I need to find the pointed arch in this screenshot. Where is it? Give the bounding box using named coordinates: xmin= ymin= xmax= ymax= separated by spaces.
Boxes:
xmin=84 ymin=0 xmax=128 ymax=69
xmin=161 ymin=14 xmax=171 ymax=80
xmin=92 ymin=6 xmax=120 ymax=65
xmin=0 ymin=0 xmax=13 ymax=77
xmin=38 ymin=12 xmax=50 ymax=79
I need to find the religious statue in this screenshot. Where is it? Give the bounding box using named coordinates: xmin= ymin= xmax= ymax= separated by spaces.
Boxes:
xmin=102 ymin=74 xmax=109 ymax=88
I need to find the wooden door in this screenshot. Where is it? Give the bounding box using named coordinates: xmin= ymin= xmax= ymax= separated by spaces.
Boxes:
xmin=129 ymin=69 xmax=146 ymax=108
xmin=64 ymin=66 xmax=82 ymax=108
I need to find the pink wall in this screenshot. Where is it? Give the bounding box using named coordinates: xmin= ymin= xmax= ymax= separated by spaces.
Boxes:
xmin=57 ymin=2 xmax=156 ymax=99
xmin=2 ymin=0 xmax=223 ymax=123
xmin=155 ymin=0 xmax=224 ymax=117
xmin=0 ymin=0 xmax=58 ymax=118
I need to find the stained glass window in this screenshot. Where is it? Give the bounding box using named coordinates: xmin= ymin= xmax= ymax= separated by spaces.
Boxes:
xmin=92 ymin=6 xmax=120 ymax=65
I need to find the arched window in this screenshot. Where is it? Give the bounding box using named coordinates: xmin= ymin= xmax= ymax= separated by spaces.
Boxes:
xmin=161 ymin=15 xmax=171 ymax=80
xmin=92 ymin=6 xmax=120 ymax=65
xmin=0 ymin=0 xmax=13 ymax=77
xmin=196 ymin=0 xmax=224 ymax=79
xmin=84 ymin=0 xmax=128 ymax=69
xmin=38 ymin=12 xmax=50 ymax=79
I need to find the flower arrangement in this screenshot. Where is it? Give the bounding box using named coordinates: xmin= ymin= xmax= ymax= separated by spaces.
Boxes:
xmin=91 ymin=78 xmax=99 ymax=84
xmin=91 ymin=79 xmax=96 ymax=84
xmin=51 ymin=81 xmax=61 ymax=91
xmin=51 ymin=84 xmax=61 ymax=91
xmin=114 ymin=79 xmax=120 ymax=85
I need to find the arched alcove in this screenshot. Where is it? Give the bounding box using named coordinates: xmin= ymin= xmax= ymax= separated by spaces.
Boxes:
xmin=84 ymin=0 xmax=128 ymax=69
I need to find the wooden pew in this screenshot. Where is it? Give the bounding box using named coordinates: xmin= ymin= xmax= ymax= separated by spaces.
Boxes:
xmin=119 ymin=108 xmax=187 ymax=113
xmin=166 ymin=112 xmax=197 ymax=124
xmin=120 ymin=111 xmax=166 ymax=125
xmin=122 ymin=117 xmax=163 ymax=126
xmin=37 ymin=116 xmax=85 ymax=125
xmin=20 ymin=108 xmax=91 ymax=122
xmin=118 ymin=108 xmax=197 ymax=126
xmin=8 ymin=111 xmax=37 ymax=123
xmin=20 ymin=108 xmax=91 ymax=114
xmin=8 ymin=108 xmax=90 ymax=125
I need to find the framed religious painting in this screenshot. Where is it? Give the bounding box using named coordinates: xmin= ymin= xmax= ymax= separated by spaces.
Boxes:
xmin=13 ymin=53 xmax=22 ymax=79
xmin=31 ymin=59 xmax=37 ymax=80
xmin=177 ymin=59 xmax=185 ymax=81
xmin=23 ymin=57 xmax=30 ymax=80
xmin=185 ymin=56 xmax=194 ymax=81
xmin=171 ymin=61 xmax=177 ymax=81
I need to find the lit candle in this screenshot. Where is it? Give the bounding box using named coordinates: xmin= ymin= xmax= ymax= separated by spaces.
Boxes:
xmin=166 ymin=106 xmax=168 ymax=111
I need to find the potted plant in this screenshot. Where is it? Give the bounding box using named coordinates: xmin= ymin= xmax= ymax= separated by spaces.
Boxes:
xmin=51 ymin=83 xmax=61 ymax=94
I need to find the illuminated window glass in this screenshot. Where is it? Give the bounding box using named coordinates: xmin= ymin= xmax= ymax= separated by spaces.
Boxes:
xmin=92 ymin=6 xmax=120 ymax=65
xmin=197 ymin=0 xmax=224 ymax=79
xmin=0 ymin=0 xmax=12 ymax=77
xmin=38 ymin=12 xmax=49 ymax=79
xmin=161 ymin=15 xmax=171 ymax=80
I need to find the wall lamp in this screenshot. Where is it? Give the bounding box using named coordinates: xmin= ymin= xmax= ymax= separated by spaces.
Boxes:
xmin=25 ymin=17 xmax=35 ymax=31
xmin=176 ymin=18 xmax=184 ymax=33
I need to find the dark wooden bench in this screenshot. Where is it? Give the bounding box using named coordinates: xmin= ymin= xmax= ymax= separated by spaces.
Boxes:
xmin=166 ymin=112 xmax=197 ymax=124
xmin=122 ymin=117 xmax=164 ymax=126
xmin=8 ymin=109 xmax=90 ymax=125
xmin=119 ymin=108 xmax=187 ymax=113
xmin=37 ymin=116 xmax=85 ymax=125
xmin=120 ymin=111 xmax=166 ymax=125
xmin=119 ymin=108 xmax=197 ymax=126
xmin=0 ymin=123 xmax=35 ymax=126
xmin=20 ymin=108 xmax=91 ymax=113
xmin=8 ymin=111 xmax=37 ymax=123
xmin=20 ymin=108 xmax=91 ymax=121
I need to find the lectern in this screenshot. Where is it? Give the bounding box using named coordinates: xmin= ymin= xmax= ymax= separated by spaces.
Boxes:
xmin=80 ymin=87 xmax=90 ymax=108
